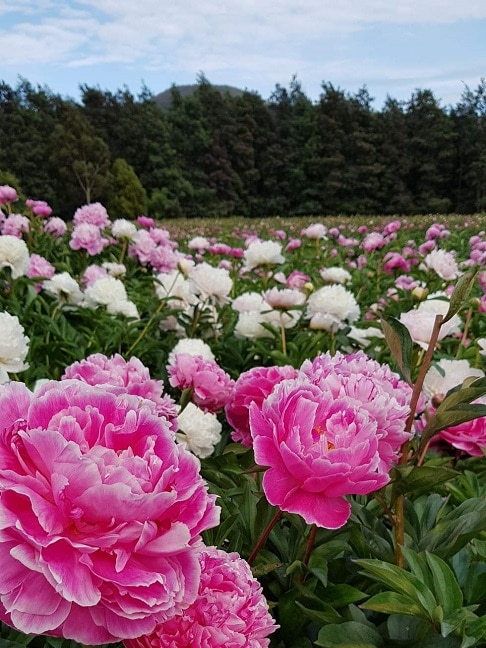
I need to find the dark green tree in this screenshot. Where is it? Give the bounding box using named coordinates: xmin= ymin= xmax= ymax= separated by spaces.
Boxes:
xmin=106 ymin=158 xmax=148 ymax=218
xmin=405 ymin=89 xmax=456 ymax=213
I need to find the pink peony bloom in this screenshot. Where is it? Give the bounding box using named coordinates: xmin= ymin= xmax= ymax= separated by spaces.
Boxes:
xmin=0 ymin=379 xmax=219 ymax=644
xmin=362 ymin=232 xmax=385 ymax=253
xmin=70 ymin=223 xmax=110 ymax=256
xmin=168 ymin=354 xmax=235 ymax=413
xmin=63 ymin=353 xmax=178 ymax=431
xmin=137 ymin=215 xmax=155 ymax=229
xmin=285 ymin=237 xmax=302 ymax=252
xmin=250 ymin=377 xmax=392 ymax=529
xmin=81 ymin=264 xmax=109 ymax=288
xmin=437 ymin=400 xmax=486 ymax=456
xmin=286 ymin=269 xmax=311 ymax=289
xmin=44 ymin=217 xmax=67 ymax=237
xmin=383 ymin=252 xmax=411 ymax=274
xmin=73 ymin=202 xmax=110 ymax=229
xmin=225 ymin=365 xmax=299 ymax=447
xmin=124 ymin=546 xmax=278 ymax=648
xmin=2 ymin=213 xmax=29 ymax=238
xmin=27 ymin=199 xmax=53 ymax=218
xmin=0 ymin=185 xmax=18 ymax=206
xmin=27 ymin=253 xmax=55 ymax=291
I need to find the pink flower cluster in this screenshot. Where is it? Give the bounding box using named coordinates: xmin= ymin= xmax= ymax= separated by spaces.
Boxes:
xmin=168 ymin=353 xmax=235 ymax=413
xmin=0 ymin=379 xmax=219 ymax=644
xmin=63 ymin=353 xmax=178 ymax=430
xmin=129 ymin=229 xmax=182 ymax=273
xmin=0 ymin=185 xmax=18 ymax=206
xmin=73 ymin=202 xmax=110 ymax=229
xmin=70 ymin=223 xmax=110 ymax=256
xmin=228 ymin=351 xmax=414 ymax=529
xmin=124 ymin=546 xmax=278 ymax=648
xmin=26 ymin=199 xmax=52 ymax=217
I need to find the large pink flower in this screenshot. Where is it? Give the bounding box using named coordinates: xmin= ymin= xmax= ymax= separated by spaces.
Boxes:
xmin=250 ymin=378 xmax=391 ymax=529
xmin=0 ymin=380 xmax=219 ymax=644
xmin=437 ymin=400 xmax=486 ymax=456
xmin=168 ymin=354 xmax=235 ymax=413
xmin=63 ymin=353 xmax=178 ymax=431
xmin=225 ymin=365 xmax=299 ymax=447
xmin=300 ymin=351 xmax=416 ymax=468
xmin=124 ymin=546 xmax=278 ymax=648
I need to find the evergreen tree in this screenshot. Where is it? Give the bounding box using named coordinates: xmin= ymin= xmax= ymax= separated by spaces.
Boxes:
xmin=405 ymin=89 xmax=455 ymax=213
xmin=106 ymin=158 xmax=148 ymax=219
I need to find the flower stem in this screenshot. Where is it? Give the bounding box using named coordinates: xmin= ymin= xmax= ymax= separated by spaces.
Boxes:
xmin=302 ymin=524 xmax=317 ymax=567
xmin=126 ymin=299 xmax=165 ymax=357
xmin=395 ymin=313 xmax=443 ymax=568
xmin=280 ymin=313 xmax=287 ymax=356
xmin=248 ymin=509 xmax=282 ymax=566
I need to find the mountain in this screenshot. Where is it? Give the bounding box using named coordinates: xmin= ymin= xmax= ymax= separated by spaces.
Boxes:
xmin=153 ymin=84 xmax=246 ymax=110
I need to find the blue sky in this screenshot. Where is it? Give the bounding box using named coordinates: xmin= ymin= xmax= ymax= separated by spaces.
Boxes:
xmin=0 ymin=0 xmax=485 ymax=108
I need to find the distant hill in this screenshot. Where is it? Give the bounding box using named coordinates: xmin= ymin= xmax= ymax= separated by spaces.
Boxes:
xmin=153 ymin=84 xmax=246 ymax=110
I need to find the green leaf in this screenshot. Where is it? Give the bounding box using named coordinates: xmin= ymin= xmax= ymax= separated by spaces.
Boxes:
xmin=391 ymin=465 xmax=459 ymax=503
xmin=316 ymin=621 xmax=384 ymax=647
xmin=419 ymin=498 xmax=486 ymax=558
xmin=442 ymin=268 xmax=479 ymax=324
xmin=361 ymin=591 xmax=429 ymax=619
xmin=355 ymin=559 xmax=437 ymax=614
xmin=295 ymin=600 xmax=342 ymax=625
xmin=425 ymin=552 xmax=463 ymax=616
xmin=380 ymin=316 xmax=413 ymax=384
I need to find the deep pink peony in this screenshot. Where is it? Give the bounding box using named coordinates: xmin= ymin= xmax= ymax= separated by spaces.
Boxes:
xmin=168 ymin=353 xmax=235 ymax=413
xmin=0 ymin=380 xmax=219 ymax=644
xmin=250 ymin=377 xmax=392 ymax=529
xmin=63 ymin=353 xmax=178 ymax=431
xmin=123 ymin=546 xmax=278 ymax=648
xmin=225 ymin=365 xmax=299 ymax=447
xmin=437 ymin=399 xmax=486 ymax=457
xmin=300 ymin=351 xmax=416 ymax=468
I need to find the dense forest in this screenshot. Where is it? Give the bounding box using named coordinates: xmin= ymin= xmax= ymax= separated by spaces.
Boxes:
xmin=1 ymin=75 xmax=485 ymax=218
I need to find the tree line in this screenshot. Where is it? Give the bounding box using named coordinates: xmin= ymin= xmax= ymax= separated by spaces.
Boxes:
xmin=1 ymin=75 xmax=485 ymax=218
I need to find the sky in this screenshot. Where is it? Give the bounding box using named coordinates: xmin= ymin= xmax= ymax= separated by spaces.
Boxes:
xmin=0 ymin=0 xmax=485 ymax=109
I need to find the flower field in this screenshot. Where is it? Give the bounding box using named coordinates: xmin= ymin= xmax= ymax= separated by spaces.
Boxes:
xmin=0 ymin=186 xmax=486 ymax=648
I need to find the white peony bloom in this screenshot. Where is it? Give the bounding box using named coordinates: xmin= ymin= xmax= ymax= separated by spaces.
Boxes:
xmin=301 ymin=223 xmax=328 ymax=239
xmin=399 ymin=292 xmax=462 ymax=350
xmin=168 ymin=338 xmax=215 ymax=363
xmin=243 ymin=240 xmax=285 ymax=270
xmin=263 ymin=287 xmax=306 ymax=310
xmin=423 ymin=359 xmax=484 ymax=402
xmin=85 ymin=277 xmax=128 ymax=307
xmin=107 ymin=299 xmax=139 ymax=319
xmin=43 ymin=272 xmax=84 ymax=305
xmin=234 ymin=311 xmax=274 ymax=339
xmin=155 ymin=270 xmax=196 ymax=307
xmin=347 ymin=325 xmax=385 ymax=348
xmin=232 ymin=291 xmax=265 ymax=313
xmin=187 ymin=236 xmax=210 ymax=251
xmin=176 ymin=402 xmax=222 ymax=458
xmin=111 ymin=219 xmax=137 ymax=240
xmin=305 ymin=284 xmax=360 ymax=331
xmin=0 ymin=235 xmax=30 ymax=278
xmin=422 ymin=248 xmax=460 ymax=280
xmin=188 ymin=262 xmax=233 ymax=304
xmin=102 ymin=262 xmax=127 ymax=277
xmin=0 ymin=312 xmax=29 ymax=383
xmin=320 ymin=266 xmax=352 ymax=284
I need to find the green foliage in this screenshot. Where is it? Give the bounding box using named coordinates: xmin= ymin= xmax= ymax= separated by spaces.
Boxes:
xmin=106 ymin=158 xmax=147 ymax=218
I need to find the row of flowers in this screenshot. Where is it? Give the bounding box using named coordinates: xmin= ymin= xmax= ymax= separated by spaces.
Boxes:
xmin=0 ymin=184 xmax=486 ymax=647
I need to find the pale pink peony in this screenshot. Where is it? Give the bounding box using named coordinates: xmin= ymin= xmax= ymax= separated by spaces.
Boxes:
xmin=70 ymin=223 xmax=110 ymax=256
xmin=44 ymin=217 xmax=67 ymax=237
xmin=225 ymin=365 xmax=299 ymax=447
xmin=2 ymin=213 xmax=29 ymax=238
xmin=362 ymin=232 xmax=385 ymax=253
xmin=124 ymin=546 xmax=278 ymax=648
xmin=73 ymin=202 xmax=110 ymax=229
xmin=250 ymin=377 xmax=392 ymax=529
xmin=27 ymin=254 xmax=56 ymax=289
xmin=0 ymin=379 xmax=219 ymax=644
xmin=168 ymin=353 xmax=235 ymax=413
xmin=0 ymin=185 xmax=18 ymax=206
xmin=63 ymin=353 xmax=178 ymax=431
